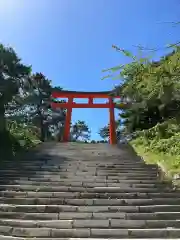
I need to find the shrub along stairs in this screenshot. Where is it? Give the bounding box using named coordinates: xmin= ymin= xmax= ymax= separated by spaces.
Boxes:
xmin=0 ymin=142 xmax=180 ymax=239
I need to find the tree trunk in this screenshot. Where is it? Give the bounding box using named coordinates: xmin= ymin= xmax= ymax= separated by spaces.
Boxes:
xmin=0 ymin=103 xmax=16 ymax=158
xmin=37 ymin=104 xmax=45 ymax=142
xmin=40 ymin=117 xmax=45 ymax=142
xmin=0 ymin=103 xmax=6 ymax=133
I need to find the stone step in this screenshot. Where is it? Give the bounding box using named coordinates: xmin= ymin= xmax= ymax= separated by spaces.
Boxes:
xmin=0 ymin=172 xmax=159 ymax=177
xmin=30 ymin=165 xmax=158 ymax=170
xmin=0 ymin=211 xmax=180 ymax=220
xmin=139 ymin=205 xmax=180 ymax=212
xmin=2 ymin=165 xmax=157 ymax=171
xmin=0 ymin=204 xmax=136 ymax=213
xmin=1 ymin=160 xmax=149 ymax=165
xmin=0 ymin=218 xmax=180 ymax=229
xmin=1 ymin=204 xmax=179 ymax=213
xmin=0 ymin=175 xmax=160 ymax=181
xmin=0 ymin=185 xmax=173 ymax=193
xmin=1 ymin=179 xmax=170 ymax=187
xmin=107 ymin=175 xmax=159 ymax=180
xmin=0 ymin=161 xmax=155 ymax=165
xmin=0 ymin=162 xmax=153 ymax=167
xmin=1 ymin=190 xmax=180 ymax=199
xmin=0 ymin=167 xmax=158 ymax=172
xmin=0 ymin=142 xmax=179 ymax=239
xmin=0 ymin=171 xmax=158 ymax=177
xmin=0 ymin=165 xmax=158 ymax=171
xmin=0 ymin=181 xmax=170 ymax=189
xmin=0 ymin=226 xmax=180 ymax=238
xmin=0 ymin=238 xmax=178 ymax=240
xmin=1 ymin=178 xmax=168 ymax=184
xmin=0 ymin=197 xmax=179 ymax=205
xmin=64 ymin=198 xmax=180 ymax=206
xmin=0 ymin=180 xmax=170 ymax=188
xmin=2 ymin=191 xmax=180 ymax=199
xmin=0 ymin=173 xmax=158 ymax=178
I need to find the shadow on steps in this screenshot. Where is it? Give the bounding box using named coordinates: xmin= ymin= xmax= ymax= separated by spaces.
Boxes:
xmin=0 ymin=142 xmax=69 ymax=190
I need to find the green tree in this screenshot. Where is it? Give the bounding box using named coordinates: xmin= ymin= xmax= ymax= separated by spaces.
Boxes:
xmin=71 ymin=120 xmax=91 ymax=141
xmin=99 ymin=121 xmax=121 ymax=141
xmin=0 ymin=44 xmax=31 ymax=156
xmin=103 ymin=45 xmax=180 ymax=134
xmin=11 ymin=74 xmax=66 ymax=142
xmin=0 ymin=44 xmax=31 ymax=133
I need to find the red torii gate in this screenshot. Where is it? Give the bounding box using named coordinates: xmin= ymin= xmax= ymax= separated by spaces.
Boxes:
xmin=51 ymin=90 xmax=121 ymax=145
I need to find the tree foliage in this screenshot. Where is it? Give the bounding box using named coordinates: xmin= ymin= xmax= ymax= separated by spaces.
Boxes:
xmin=0 ymin=44 xmax=31 ymax=132
xmin=99 ymin=121 xmax=121 ymax=141
xmin=71 ymin=120 xmax=91 ymax=141
xmin=0 ymin=43 xmax=66 ymax=157
xmin=103 ymin=45 xmax=180 ymax=134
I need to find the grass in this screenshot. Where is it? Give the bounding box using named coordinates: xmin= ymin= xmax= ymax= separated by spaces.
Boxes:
xmin=130 ymin=141 xmax=180 ymax=182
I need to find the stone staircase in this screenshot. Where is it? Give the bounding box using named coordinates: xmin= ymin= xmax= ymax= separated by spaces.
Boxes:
xmin=0 ymin=142 xmax=180 ymax=239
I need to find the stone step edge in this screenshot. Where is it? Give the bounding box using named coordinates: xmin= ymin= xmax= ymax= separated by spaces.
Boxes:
xmin=0 ymin=227 xmax=180 ymax=238
xmin=2 ymin=191 xmax=179 ymax=197
xmin=1 ymin=211 xmax=180 ymax=219
xmin=0 ymin=218 xmax=180 ymax=227
xmin=0 ymin=185 xmax=174 ymax=192
xmin=0 ymin=166 xmax=159 ymax=168
xmin=1 ymin=203 xmax=180 ymax=209
xmin=0 ymin=190 xmax=175 ymax=195
xmin=2 ymin=181 xmax=169 ymax=186
xmin=0 ymin=237 xmax=172 ymax=240
xmin=1 ymin=179 xmax=168 ymax=183
xmin=0 ymin=204 xmax=179 ymax=214
xmin=1 ymin=181 xmax=168 ymax=185
xmin=1 ymin=197 xmax=180 ymax=205
xmin=0 ymin=168 xmax=158 ymax=171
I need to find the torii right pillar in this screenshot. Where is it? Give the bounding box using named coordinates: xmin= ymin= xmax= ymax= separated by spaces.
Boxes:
xmin=109 ymin=97 xmax=117 ymax=145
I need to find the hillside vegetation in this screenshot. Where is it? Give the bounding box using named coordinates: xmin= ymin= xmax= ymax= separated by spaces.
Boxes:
xmin=102 ymin=45 xmax=180 ymax=178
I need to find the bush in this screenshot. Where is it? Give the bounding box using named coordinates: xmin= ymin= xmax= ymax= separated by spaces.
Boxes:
xmin=0 ymin=121 xmax=41 ymax=159
xmin=132 ymin=119 xmax=180 ymax=156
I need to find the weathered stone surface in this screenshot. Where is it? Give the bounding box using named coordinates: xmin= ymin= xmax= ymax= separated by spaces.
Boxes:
xmin=0 ymin=212 xmax=58 ymax=220
xmin=110 ymin=219 xmax=146 ymax=228
xmin=77 ymin=206 xmax=109 ymax=212
xmin=37 ymin=220 xmax=73 ymax=228
xmin=126 ymin=212 xmax=158 ymax=220
xmin=128 ymin=229 xmax=167 ymax=238
xmin=0 ymin=226 xmax=13 ymax=234
xmin=64 ymin=199 xmax=93 ymax=205
xmin=139 ymin=204 xmax=180 ymax=212
xmin=73 ymin=219 xmax=109 ymax=228
xmin=11 ymin=227 xmax=51 ymax=237
xmin=93 ymin=212 xmax=126 ymax=219
xmin=59 ymin=212 xmax=92 ymax=219
xmin=93 ymin=199 xmax=124 ymax=205
xmin=167 ymin=229 xmax=180 ymax=238
xmin=108 ymin=205 xmax=139 ymax=212
xmin=0 ymin=236 xmax=24 ymax=240
xmin=51 ymin=228 xmax=91 ymax=237
xmin=146 ymin=219 xmax=180 ymax=228
xmin=90 ymin=229 xmax=129 ymax=237
xmin=0 ymin=219 xmax=37 ymax=228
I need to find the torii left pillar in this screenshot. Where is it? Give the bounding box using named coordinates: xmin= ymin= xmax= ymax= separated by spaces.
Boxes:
xmin=63 ymin=97 xmax=73 ymax=142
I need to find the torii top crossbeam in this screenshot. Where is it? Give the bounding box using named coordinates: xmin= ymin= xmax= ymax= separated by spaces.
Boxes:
xmin=52 ymin=90 xmax=113 ymax=98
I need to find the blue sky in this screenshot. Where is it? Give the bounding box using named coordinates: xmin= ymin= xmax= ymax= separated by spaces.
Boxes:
xmin=0 ymin=0 xmax=179 ymax=140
